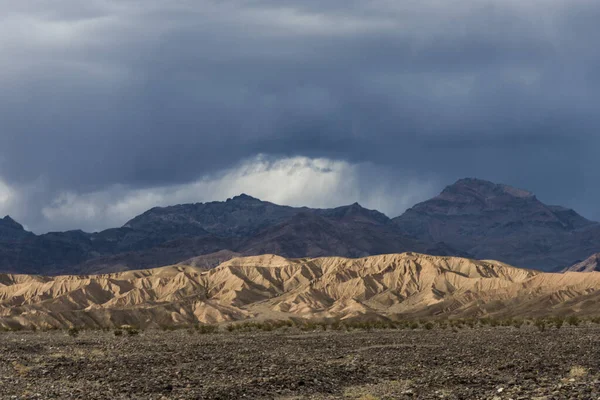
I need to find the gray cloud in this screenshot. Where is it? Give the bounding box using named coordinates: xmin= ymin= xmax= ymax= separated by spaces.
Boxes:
xmin=0 ymin=0 xmax=599 ymax=232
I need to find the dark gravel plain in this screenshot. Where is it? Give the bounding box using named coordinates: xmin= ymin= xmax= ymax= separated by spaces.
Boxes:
xmin=1 ymin=325 xmax=600 ymax=399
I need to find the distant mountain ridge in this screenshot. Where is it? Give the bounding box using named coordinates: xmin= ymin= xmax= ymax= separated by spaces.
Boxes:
xmin=1 ymin=178 xmax=599 ymax=274
xmin=393 ymin=178 xmax=600 ymax=270
xmin=0 ymin=195 xmax=459 ymax=274
xmin=123 ymin=194 xmax=299 ymax=238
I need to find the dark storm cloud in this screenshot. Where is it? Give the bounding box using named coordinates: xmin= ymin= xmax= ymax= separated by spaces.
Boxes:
xmin=1 ymin=0 xmax=600 ymax=231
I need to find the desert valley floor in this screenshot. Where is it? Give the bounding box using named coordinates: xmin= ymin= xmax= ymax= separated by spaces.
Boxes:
xmin=2 ymin=325 xmax=600 ymax=400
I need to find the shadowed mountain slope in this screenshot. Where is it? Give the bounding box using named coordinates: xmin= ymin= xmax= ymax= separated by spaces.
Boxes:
xmin=393 ymin=178 xmax=600 ymax=271
xmin=3 ymin=253 xmax=600 ymax=329
xmin=0 ymin=196 xmax=459 ymax=275
xmin=1 ymin=179 xmax=599 ymax=274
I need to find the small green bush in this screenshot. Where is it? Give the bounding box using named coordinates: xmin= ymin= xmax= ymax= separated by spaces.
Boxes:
xmin=197 ymin=324 xmax=219 ymax=334
xmin=125 ymin=327 xmax=139 ymax=336
xmin=160 ymin=325 xmax=177 ymax=332
xmin=553 ymin=317 xmax=564 ymax=329
xmin=330 ymin=321 xmax=343 ymax=331
xmin=534 ymin=319 xmax=546 ymax=332
xmin=300 ymin=321 xmax=320 ymax=331
xmin=114 ymin=329 xmax=123 ymax=336
xmin=67 ymin=327 xmax=80 ymax=338
xmin=567 ymin=316 xmax=580 ymax=326
xmin=512 ymin=319 xmax=524 ymax=329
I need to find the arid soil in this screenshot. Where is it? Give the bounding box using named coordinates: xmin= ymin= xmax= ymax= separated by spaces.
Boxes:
xmin=2 ymin=325 xmax=600 ymax=399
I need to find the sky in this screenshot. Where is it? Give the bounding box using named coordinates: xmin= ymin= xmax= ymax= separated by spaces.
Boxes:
xmin=1 ymin=0 xmax=599 ymax=233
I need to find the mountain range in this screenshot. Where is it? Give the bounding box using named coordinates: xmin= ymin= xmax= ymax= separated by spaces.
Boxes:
xmin=4 ymin=253 xmax=600 ymax=330
xmin=393 ymin=178 xmax=600 ymax=271
xmin=1 ymin=178 xmax=599 ymax=274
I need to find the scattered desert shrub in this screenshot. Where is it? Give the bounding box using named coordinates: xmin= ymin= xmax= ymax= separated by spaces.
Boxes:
xmin=67 ymin=327 xmax=80 ymax=338
xmin=160 ymin=325 xmax=178 ymax=332
xmin=274 ymin=320 xmax=294 ymax=329
xmin=501 ymin=318 xmax=513 ymax=327
xmin=187 ymin=315 xmax=600 ymax=333
xmin=125 ymin=327 xmax=139 ymax=336
xmin=450 ymin=320 xmax=464 ymax=329
xmin=113 ymin=329 xmax=123 ymax=336
xmin=511 ymin=319 xmax=523 ymax=329
xmin=371 ymin=321 xmax=393 ymax=330
xmin=534 ymin=319 xmax=546 ymax=332
xmin=300 ymin=321 xmax=320 ymax=332
xmin=225 ymin=320 xmax=438 ymax=332
xmin=227 ymin=321 xmax=253 ymax=332
xmin=197 ymin=324 xmax=219 ymax=334
xmin=569 ymin=365 xmax=588 ymax=379
xmin=226 ymin=320 xmax=294 ymax=333
xmin=358 ymin=395 xmax=380 ymax=400
xmin=330 ymin=321 xmax=343 ymax=331
xmin=567 ymin=316 xmax=580 ymax=326
xmin=553 ymin=317 xmax=564 ymax=329
xmin=396 ymin=321 xmax=409 ymax=329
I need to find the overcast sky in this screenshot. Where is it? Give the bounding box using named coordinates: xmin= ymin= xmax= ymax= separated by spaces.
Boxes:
xmin=1 ymin=0 xmax=599 ymax=233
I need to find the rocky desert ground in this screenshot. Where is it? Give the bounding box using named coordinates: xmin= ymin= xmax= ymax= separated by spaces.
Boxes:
xmin=2 ymin=323 xmax=600 ymax=400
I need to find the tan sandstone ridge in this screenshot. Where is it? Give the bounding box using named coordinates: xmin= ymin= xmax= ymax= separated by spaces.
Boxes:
xmin=563 ymin=253 xmax=600 ymax=272
xmin=2 ymin=253 xmax=600 ymax=329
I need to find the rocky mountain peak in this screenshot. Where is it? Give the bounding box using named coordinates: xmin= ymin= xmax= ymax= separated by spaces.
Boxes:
xmin=228 ymin=193 xmax=261 ymax=203
xmin=324 ymin=202 xmax=390 ymax=225
xmin=404 ymin=178 xmax=542 ymax=218
xmin=442 ymin=178 xmax=535 ymax=201
xmin=1 ymin=215 xmax=25 ymax=230
xmin=0 ymin=215 xmax=33 ymax=242
xmin=393 ymin=178 xmax=599 ymax=270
